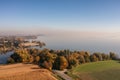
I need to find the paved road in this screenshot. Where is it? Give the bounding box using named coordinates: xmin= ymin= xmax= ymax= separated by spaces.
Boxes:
xmin=53 ymin=69 xmax=73 ymax=80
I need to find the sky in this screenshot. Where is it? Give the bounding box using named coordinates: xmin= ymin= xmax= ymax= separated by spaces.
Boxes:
xmin=1 ymin=0 xmax=120 ymax=53
xmin=0 ymin=0 xmax=120 ymax=33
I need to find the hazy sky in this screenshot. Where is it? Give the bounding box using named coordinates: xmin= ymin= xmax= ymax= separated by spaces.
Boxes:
xmin=0 ymin=0 xmax=120 ymax=33
xmin=1 ymin=0 xmax=120 ymax=53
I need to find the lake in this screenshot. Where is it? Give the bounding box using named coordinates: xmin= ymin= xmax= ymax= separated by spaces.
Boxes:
xmin=36 ymin=35 xmax=120 ymax=55
xmin=0 ymin=51 xmax=13 ymax=64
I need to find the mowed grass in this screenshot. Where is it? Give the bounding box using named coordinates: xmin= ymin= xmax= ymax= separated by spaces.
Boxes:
xmin=68 ymin=60 xmax=120 ymax=80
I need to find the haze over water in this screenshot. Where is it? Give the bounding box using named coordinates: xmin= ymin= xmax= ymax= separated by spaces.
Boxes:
xmin=37 ymin=30 xmax=120 ymax=54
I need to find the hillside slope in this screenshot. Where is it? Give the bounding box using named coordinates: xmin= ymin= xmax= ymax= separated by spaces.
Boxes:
xmin=68 ymin=60 xmax=120 ymax=80
xmin=0 ymin=63 xmax=57 ymax=80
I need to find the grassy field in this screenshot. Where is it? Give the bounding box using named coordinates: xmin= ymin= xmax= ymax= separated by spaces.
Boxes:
xmin=0 ymin=63 xmax=57 ymax=80
xmin=68 ymin=60 xmax=120 ymax=80
xmin=1 ymin=71 xmax=57 ymax=80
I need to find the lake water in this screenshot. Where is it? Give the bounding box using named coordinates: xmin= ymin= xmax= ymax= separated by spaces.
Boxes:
xmin=0 ymin=51 xmax=13 ymax=64
xmin=36 ymin=35 xmax=120 ymax=55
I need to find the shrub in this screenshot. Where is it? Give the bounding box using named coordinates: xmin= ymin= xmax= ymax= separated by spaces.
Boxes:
xmin=42 ymin=61 xmax=52 ymax=70
xmin=7 ymin=57 xmax=15 ymax=63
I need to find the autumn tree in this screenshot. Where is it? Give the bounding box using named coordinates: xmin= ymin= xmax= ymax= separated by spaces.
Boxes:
xmin=10 ymin=49 xmax=34 ymax=63
xmin=84 ymin=51 xmax=90 ymax=62
xmin=67 ymin=56 xmax=78 ymax=69
xmin=110 ymin=52 xmax=117 ymax=60
xmin=53 ymin=56 xmax=68 ymax=70
xmin=101 ymin=53 xmax=110 ymax=60
xmin=34 ymin=56 xmax=40 ymax=64
xmin=93 ymin=53 xmax=103 ymax=61
xmin=42 ymin=61 xmax=53 ymax=70
xmin=77 ymin=55 xmax=85 ymax=64
xmin=90 ymin=55 xmax=98 ymax=62
xmin=10 ymin=52 xmax=22 ymax=62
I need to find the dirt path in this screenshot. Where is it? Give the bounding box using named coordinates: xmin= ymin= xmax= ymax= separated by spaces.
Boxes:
xmin=53 ymin=69 xmax=73 ymax=80
xmin=0 ymin=63 xmax=57 ymax=80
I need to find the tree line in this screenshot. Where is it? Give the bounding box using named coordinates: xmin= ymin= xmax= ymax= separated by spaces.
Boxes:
xmin=7 ymin=48 xmax=118 ymax=70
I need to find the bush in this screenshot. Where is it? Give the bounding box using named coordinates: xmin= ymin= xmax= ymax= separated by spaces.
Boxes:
xmin=11 ymin=52 xmax=22 ymax=62
xmin=7 ymin=57 xmax=15 ymax=63
xmin=42 ymin=61 xmax=52 ymax=70
xmin=34 ymin=56 xmax=40 ymax=64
